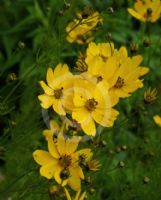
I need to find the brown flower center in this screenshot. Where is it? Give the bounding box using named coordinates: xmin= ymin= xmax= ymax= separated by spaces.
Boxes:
xmin=144 ymin=8 xmax=153 ymax=19
xmin=60 ymin=169 xmax=70 ymax=180
xmin=85 ymin=98 xmax=98 ymax=111
xmin=97 ymin=76 xmax=103 ymax=83
xmin=114 ymin=76 xmax=125 ymax=88
xmin=59 ymin=155 xmax=72 ymax=168
xmin=54 ymin=88 xmax=63 ymax=99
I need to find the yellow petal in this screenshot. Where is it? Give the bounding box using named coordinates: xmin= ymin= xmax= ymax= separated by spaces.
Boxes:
xmin=75 ymin=190 xmax=81 ymax=200
xmin=134 ymin=1 xmax=146 ymax=14
xmin=47 ymin=68 xmax=55 ymax=88
xmin=119 ymin=46 xmax=128 ymax=58
xmin=50 ymin=120 xmax=60 ymax=131
xmin=79 ymin=192 xmax=87 ymax=200
xmin=73 ymin=93 xmax=86 ymax=107
xmin=72 ymin=108 xmax=89 ymax=124
xmin=68 ymin=168 xmax=81 ymax=191
xmin=66 ymin=137 xmax=80 ymax=155
xmin=92 ymin=109 xmax=110 ymax=127
xmin=33 ymin=150 xmax=55 ymax=166
xmin=39 ymin=81 xmax=54 ymax=95
xmin=132 ymin=55 xmax=143 ymax=67
xmin=40 ymin=161 xmax=58 ymax=179
xmin=81 ymin=116 xmax=96 ymax=136
xmin=123 ymin=80 xmax=143 ymax=93
xmin=47 ymin=136 xmax=60 ymax=158
xmin=64 ymin=188 xmax=72 ymax=200
xmin=153 ymin=115 xmax=161 ymax=127
xmin=103 ymin=57 xmax=118 ymax=81
xmin=127 ymin=8 xmax=146 ymax=22
xmin=43 ymin=130 xmax=53 ymax=139
xmin=106 ymin=108 xmax=119 ymax=127
xmin=54 ymin=163 xmax=64 ymax=184
xmin=57 ymin=134 xmax=66 ymax=155
xmin=75 ymin=166 xmax=84 ymax=179
xmin=139 ymin=66 xmax=149 ymax=76
xmin=53 ymin=64 xmax=62 ymax=79
xmin=52 ymin=98 xmax=66 ymax=116
xmin=38 ymin=94 xmax=54 ymax=109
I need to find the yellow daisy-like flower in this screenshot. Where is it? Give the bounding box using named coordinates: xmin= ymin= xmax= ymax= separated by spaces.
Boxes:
xmin=66 ymin=12 xmax=102 ymax=44
xmin=38 ymin=64 xmax=74 ymax=116
xmin=71 ymin=77 xmax=119 ymax=136
xmin=33 ymin=134 xmax=92 ymax=191
xmin=153 ymin=115 xmax=161 ymax=127
xmin=64 ymin=188 xmax=86 ymax=200
xmin=109 ymin=55 xmax=149 ymax=98
xmin=128 ymin=0 xmax=161 ymax=23
xmin=84 ymin=49 xmax=149 ymax=99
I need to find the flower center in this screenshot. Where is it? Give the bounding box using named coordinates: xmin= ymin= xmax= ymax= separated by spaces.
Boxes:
xmin=54 ymin=88 xmax=63 ymax=99
xmin=60 ymin=169 xmax=70 ymax=180
xmin=85 ymin=98 xmax=98 ymax=111
xmin=59 ymin=155 xmax=72 ymax=168
xmin=114 ymin=76 xmax=125 ymax=88
xmin=144 ymin=8 xmax=153 ymax=19
xmin=97 ymin=76 xmax=103 ymax=83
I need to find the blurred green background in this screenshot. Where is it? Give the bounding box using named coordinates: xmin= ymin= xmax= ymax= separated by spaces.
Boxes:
xmin=0 ymin=0 xmax=161 ymax=199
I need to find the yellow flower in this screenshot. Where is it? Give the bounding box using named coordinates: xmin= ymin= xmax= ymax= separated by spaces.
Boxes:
xmin=38 ymin=64 xmax=74 ymax=116
xmin=109 ymin=56 xmax=149 ymax=98
xmin=128 ymin=0 xmax=161 ymax=23
xmin=144 ymin=87 xmax=157 ymax=103
xmin=66 ymin=12 xmax=102 ymax=44
xmin=64 ymin=188 xmax=87 ymax=200
xmin=153 ymin=115 xmax=161 ymax=127
xmin=71 ymin=77 xmax=119 ymax=136
xmin=84 ymin=50 xmax=149 ymax=99
xmin=33 ymin=134 xmax=92 ymax=191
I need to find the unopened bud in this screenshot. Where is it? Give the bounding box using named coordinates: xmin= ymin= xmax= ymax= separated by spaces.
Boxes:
xmin=143 ymin=176 xmax=150 ymax=184
xmin=143 ymin=39 xmax=151 ymax=47
xmin=106 ymin=7 xmax=114 ymax=14
xmin=64 ymin=0 xmax=70 ymax=10
xmin=118 ymin=161 xmax=125 ymax=168
xmin=18 ymin=41 xmax=25 ymax=49
xmin=130 ymin=42 xmax=138 ymax=53
xmin=121 ymin=145 xmax=127 ymax=151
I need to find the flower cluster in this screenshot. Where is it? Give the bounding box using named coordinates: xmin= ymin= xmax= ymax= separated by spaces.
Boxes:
xmin=33 ymin=4 xmax=153 ymax=199
xmin=38 ymin=42 xmax=149 ymax=136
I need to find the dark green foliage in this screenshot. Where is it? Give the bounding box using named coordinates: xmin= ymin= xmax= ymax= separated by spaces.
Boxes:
xmin=0 ymin=0 xmax=161 ymax=199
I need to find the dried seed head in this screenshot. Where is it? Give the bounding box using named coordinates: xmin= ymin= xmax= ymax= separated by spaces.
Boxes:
xmin=144 ymin=88 xmax=157 ymax=104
